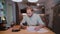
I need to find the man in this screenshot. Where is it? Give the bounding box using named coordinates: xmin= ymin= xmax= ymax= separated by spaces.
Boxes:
xmin=20 ymin=7 xmax=45 ymax=31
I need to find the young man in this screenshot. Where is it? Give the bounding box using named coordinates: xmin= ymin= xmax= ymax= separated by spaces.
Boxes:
xmin=20 ymin=7 xmax=45 ymax=31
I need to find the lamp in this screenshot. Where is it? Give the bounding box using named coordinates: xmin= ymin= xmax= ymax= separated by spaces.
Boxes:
xmin=12 ymin=0 xmax=22 ymax=2
xmin=37 ymin=3 xmax=40 ymax=6
xmin=28 ymin=0 xmax=38 ymax=3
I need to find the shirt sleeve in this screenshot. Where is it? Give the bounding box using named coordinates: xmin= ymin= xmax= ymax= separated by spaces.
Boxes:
xmin=20 ymin=15 xmax=26 ymax=26
xmin=37 ymin=15 xmax=45 ymax=25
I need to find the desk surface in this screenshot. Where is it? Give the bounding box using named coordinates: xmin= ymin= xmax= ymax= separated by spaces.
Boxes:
xmin=0 ymin=27 xmax=55 ymax=34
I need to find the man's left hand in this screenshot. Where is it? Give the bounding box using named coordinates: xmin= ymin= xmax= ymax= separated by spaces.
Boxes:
xmin=34 ymin=26 xmax=41 ymax=31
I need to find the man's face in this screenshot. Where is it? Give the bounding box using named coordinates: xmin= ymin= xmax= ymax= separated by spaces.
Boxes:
xmin=26 ymin=9 xmax=33 ymax=17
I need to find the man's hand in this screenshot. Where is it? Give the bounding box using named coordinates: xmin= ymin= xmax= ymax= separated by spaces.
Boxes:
xmin=22 ymin=26 xmax=27 ymax=29
xmin=34 ymin=26 xmax=41 ymax=31
xmin=34 ymin=24 xmax=45 ymax=31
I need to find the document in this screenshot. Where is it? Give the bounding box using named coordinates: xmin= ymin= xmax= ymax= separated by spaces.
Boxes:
xmin=27 ymin=26 xmax=48 ymax=33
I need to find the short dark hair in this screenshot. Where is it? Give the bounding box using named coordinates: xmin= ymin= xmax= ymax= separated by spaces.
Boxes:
xmin=26 ymin=7 xmax=33 ymax=12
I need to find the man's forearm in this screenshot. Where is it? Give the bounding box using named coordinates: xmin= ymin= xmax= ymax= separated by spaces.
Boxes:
xmin=39 ymin=24 xmax=45 ymax=28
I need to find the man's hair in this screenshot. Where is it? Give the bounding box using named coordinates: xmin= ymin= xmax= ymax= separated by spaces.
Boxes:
xmin=26 ymin=7 xmax=33 ymax=12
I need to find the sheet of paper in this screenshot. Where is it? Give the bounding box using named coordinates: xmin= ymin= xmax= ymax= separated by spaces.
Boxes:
xmin=37 ymin=28 xmax=48 ymax=33
xmin=27 ymin=26 xmax=36 ymax=32
xmin=27 ymin=26 xmax=49 ymax=33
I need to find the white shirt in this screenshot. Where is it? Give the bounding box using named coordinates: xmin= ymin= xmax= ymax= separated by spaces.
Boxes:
xmin=20 ymin=14 xmax=45 ymax=26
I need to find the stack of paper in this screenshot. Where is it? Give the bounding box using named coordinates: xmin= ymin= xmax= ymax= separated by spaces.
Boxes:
xmin=27 ymin=26 xmax=48 ymax=33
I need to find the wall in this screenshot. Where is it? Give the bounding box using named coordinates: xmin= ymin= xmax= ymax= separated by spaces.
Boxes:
xmin=45 ymin=0 xmax=60 ymax=28
xmin=5 ymin=0 xmax=16 ymax=27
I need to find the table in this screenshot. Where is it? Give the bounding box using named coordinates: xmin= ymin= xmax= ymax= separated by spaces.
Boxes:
xmin=0 ymin=27 xmax=55 ymax=34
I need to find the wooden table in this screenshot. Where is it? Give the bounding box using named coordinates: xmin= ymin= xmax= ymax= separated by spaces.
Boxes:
xmin=0 ymin=27 xmax=55 ymax=34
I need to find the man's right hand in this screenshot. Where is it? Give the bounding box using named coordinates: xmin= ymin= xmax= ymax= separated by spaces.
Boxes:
xmin=22 ymin=26 xmax=27 ymax=29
